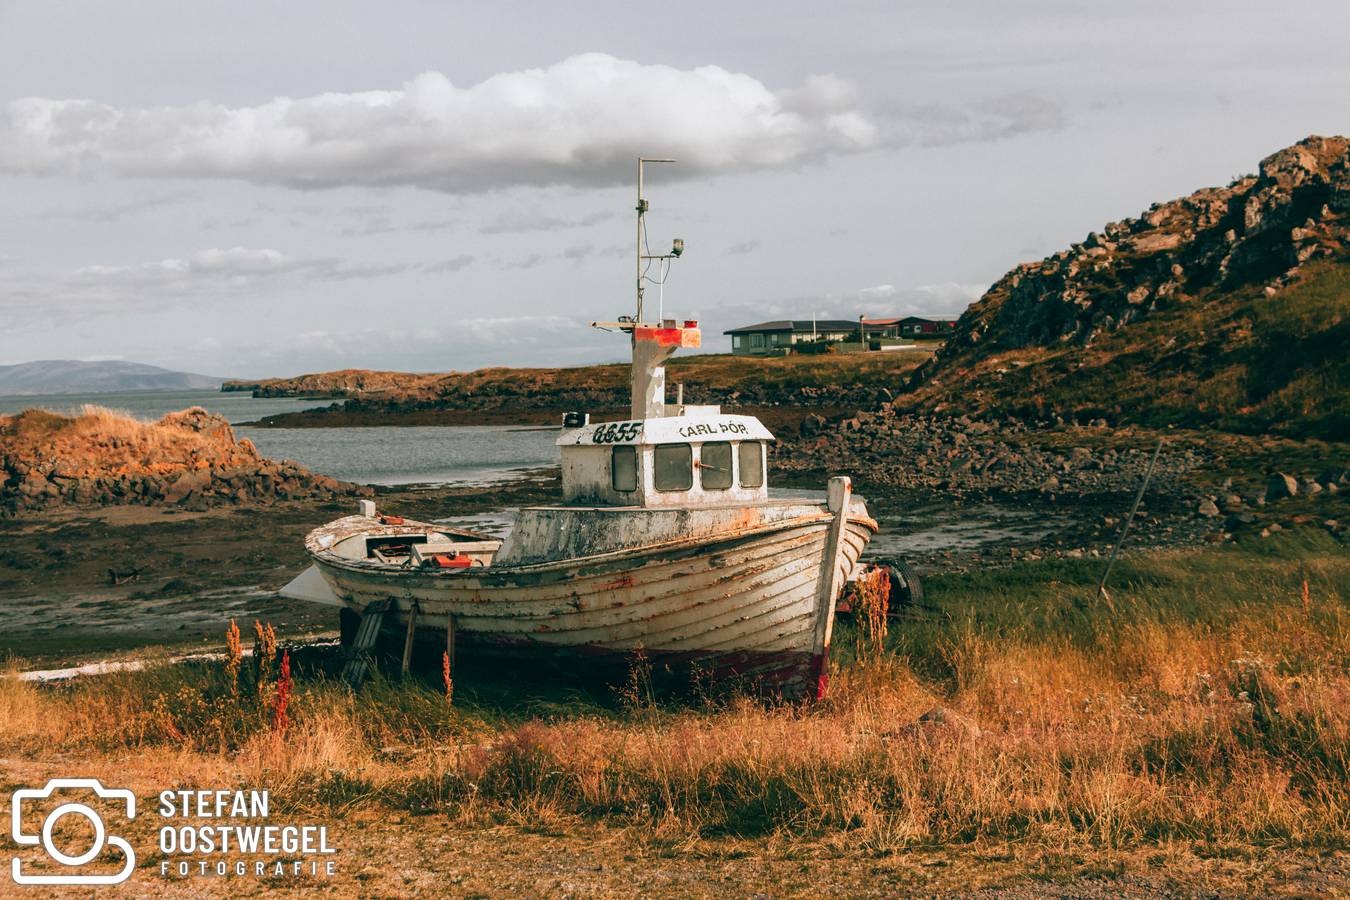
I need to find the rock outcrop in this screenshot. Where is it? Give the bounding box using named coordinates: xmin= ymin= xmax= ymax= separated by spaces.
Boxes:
xmin=774 ymin=408 xmax=1205 ymax=499
xmin=223 ymin=369 xmax=445 ymax=398
xmin=0 ymin=406 xmax=368 ymax=514
xmin=901 ymin=135 xmax=1350 ymax=439
xmin=924 ymin=135 xmax=1349 ymax=360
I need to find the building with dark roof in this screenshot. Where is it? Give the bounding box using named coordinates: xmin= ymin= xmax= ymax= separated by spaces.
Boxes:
xmin=723 ymin=315 xmax=958 ymax=355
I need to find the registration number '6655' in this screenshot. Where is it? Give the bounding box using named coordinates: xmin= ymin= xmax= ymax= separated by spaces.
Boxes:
xmin=591 ymin=421 xmax=641 ymax=443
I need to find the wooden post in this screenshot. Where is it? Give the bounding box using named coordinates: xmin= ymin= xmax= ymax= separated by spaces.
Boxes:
xmin=445 ymin=614 xmax=456 ymax=675
xmin=809 ymin=476 xmax=852 ymax=699
xmin=400 ymin=601 xmax=418 ymax=676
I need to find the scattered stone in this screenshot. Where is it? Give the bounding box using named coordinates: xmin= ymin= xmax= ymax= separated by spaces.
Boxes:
xmin=1266 ymin=472 xmax=1299 ymax=501
xmin=1197 ymin=498 xmax=1221 ymax=517
xmin=908 ymin=706 xmax=982 ymax=741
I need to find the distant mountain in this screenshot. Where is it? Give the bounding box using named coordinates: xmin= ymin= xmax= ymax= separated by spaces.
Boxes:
xmin=0 ymin=360 xmax=225 ymax=395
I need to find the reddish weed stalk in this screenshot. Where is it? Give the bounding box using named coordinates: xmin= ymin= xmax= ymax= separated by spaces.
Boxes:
xmin=853 ymin=567 xmax=890 ymax=662
xmin=442 ymin=651 xmax=454 ymax=705
xmin=271 ymin=650 xmax=291 ymax=736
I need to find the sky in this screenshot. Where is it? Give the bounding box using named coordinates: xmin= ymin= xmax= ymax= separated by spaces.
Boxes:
xmin=1 ymin=0 xmax=1347 ymax=377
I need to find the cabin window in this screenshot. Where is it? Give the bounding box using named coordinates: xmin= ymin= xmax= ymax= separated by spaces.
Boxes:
xmin=732 ymin=335 xmax=744 ymax=350
xmin=699 ymin=442 xmax=733 ymax=490
xmin=738 ymin=441 xmax=764 ymax=488
xmin=653 ymin=443 xmax=693 ymax=491
xmin=750 ymin=333 xmax=764 ymax=348
xmin=611 ymin=445 xmax=637 ymax=492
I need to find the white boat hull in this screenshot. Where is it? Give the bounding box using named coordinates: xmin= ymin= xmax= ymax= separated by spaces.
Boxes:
xmin=296 ymin=500 xmax=876 ymax=698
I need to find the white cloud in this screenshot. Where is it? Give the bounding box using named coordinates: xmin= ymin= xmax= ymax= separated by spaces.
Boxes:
xmin=878 ymin=91 xmax=1068 ymax=146
xmin=37 ymin=189 xmax=197 ymax=223
xmin=847 ymin=281 xmax=985 ymax=313
xmin=0 ymin=247 xmax=414 ymax=333
xmin=423 ymin=254 xmax=476 ymax=273
xmin=69 ymin=246 xmax=408 ymax=287
xmin=478 ymin=208 xmax=615 ymax=234
xmin=499 ymin=253 xmax=546 ymax=270
xmin=563 ymin=242 xmax=593 ymax=263
xmin=0 ymin=54 xmax=878 ymax=193
xmin=251 ymin=316 xmax=590 ymax=371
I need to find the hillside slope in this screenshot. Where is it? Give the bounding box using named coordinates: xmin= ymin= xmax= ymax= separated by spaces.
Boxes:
xmin=0 ymin=360 xmax=223 ymax=394
xmin=905 ymin=135 xmax=1349 ymax=439
xmin=232 ymin=351 xmax=932 ymax=427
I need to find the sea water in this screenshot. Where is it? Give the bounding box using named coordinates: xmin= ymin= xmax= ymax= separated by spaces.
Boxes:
xmin=0 ymin=389 xmax=558 ymax=486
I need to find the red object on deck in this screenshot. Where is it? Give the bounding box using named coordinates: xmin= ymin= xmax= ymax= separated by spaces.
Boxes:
xmin=430 ymin=553 xmax=473 ymax=569
xmin=682 ymin=320 xmax=698 ymax=328
xmin=379 ymin=515 xmax=405 ymax=525
xmin=633 ymin=324 xmax=701 ymax=348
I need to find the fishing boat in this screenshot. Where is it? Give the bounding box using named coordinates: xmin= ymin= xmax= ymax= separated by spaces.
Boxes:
xmin=281 ymin=160 xmax=877 ymax=699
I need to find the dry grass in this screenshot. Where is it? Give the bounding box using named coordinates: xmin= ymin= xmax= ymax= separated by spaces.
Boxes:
xmin=0 ymin=404 xmax=258 ymax=477
xmin=1 ymin=535 xmax=1347 ymax=857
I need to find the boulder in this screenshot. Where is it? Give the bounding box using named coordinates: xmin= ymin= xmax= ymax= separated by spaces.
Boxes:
xmin=1197 ymin=498 xmax=1221 ymax=517
xmin=1266 ymin=472 xmax=1299 ymax=501
xmin=914 ymin=706 xmax=982 ymax=739
xmin=162 ymin=468 xmax=213 ymax=504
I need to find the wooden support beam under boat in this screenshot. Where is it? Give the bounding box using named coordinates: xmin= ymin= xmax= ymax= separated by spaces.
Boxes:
xmin=401 ymin=601 xmax=419 ymax=676
xmin=809 ymin=476 xmax=851 ymax=700
xmin=446 ymin=614 xmax=456 ymax=674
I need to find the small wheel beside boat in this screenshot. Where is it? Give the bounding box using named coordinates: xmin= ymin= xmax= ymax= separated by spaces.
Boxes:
xmin=888 ymin=560 xmax=924 ymax=608
xmin=838 ymin=560 xmax=924 ymax=618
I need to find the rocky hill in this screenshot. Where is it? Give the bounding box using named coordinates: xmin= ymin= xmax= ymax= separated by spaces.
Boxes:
xmin=222 ymin=369 xmax=443 ymax=398
xmin=232 ymin=352 xmax=930 ymax=428
xmin=0 ymin=406 xmax=367 ymax=514
xmin=906 ymin=135 xmax=1349 ymax=440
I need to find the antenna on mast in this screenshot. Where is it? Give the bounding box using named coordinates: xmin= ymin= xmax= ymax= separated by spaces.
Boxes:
xmin=636 ymin=157 xmax=681 ymax=324
xmin=586 ymin=158 xmax=700 ymax=419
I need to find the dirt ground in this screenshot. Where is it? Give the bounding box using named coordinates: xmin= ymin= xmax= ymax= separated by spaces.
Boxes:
xmin=3 ymin=744 xmax=1347 ymax=899
xmin=2 ymin=756 xmax=1345 ymax=900
xmin=0 ymin=476 xmax=561 ymax=665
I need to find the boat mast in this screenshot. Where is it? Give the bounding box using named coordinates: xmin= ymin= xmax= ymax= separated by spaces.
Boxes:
xmin=588 ymin=158 xmax=697 ymax=420
xmin=636 ymin=157 xmax=675 ymax=324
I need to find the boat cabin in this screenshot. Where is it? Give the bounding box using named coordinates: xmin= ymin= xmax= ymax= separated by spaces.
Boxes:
xmin=558 ymin=410 xmax=774 ymax=508
xmin=557 ymin=320 xmax=776 ymax=509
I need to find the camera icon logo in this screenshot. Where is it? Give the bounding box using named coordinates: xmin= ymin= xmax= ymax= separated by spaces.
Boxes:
xmin=10 ymin=778 xmax=136 ymax=886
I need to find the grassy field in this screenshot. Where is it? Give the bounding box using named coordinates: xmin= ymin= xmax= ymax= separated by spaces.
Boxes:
xmin=2 ymin=531 xmax=1346 ymax=893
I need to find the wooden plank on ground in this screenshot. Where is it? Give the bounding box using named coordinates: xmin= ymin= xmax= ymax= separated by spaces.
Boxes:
xmin=341 ymin=598 xmax=392 ymax=688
